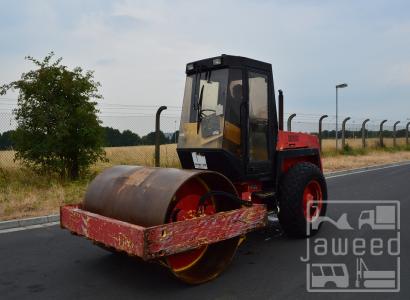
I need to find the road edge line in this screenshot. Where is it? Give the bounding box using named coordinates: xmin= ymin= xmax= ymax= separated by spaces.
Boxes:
xmin=325 ymin=160 xmax=410 ymax=179
xmin=0 ymin=214 xmax=59 ymax=231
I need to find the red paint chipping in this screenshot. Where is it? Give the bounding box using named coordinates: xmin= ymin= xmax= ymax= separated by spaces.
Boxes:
xmin=60 ymin=204 xmax=267 ymax=260
xmin=60 ymin=205 xmax=145 ymax=257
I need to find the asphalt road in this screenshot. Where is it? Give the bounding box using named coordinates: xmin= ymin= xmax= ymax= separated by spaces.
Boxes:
xmin=1 ymin=163 xmax=409 ymax=300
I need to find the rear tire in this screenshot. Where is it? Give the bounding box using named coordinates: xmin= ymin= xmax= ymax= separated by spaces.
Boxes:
xmin=278 ymin=162 xmax=327 ymax=238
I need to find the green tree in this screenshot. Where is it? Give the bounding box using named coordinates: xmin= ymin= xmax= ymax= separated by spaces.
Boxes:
xmin=170 ymin=130 xmax=179 ymax=144
xmin=103 ymin=126 xmax=123 ymax=147
xmin=0 ymin=52 xmax=105 ymax=179
xmin=121 ymin=130 xmax=141 ymax=146
xmin=141 ymin=131 xmax=167 ymax=145
xmin=0 ymin=130 xmax=15 ymax=150
xmin=102 ymin=127 xmax=141 ymax=147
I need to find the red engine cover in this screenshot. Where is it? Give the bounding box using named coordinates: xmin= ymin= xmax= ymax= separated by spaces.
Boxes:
xmin=276 ymin=130 xmax=320 ymax=150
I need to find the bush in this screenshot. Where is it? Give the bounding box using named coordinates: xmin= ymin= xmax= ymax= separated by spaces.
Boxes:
xmin=0 ymin=52 xmax=105 ymax=179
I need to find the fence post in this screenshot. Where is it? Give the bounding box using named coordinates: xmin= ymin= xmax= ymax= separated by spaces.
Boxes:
xmin=407 ymin=122 xmax=410 ymax=146
xmin=393 ymin=121 xmax=400 ymax=147
xmin=278 ymin=89 xmax=284 ymax=130
xmin=287 ymin=113 xmax=296 ymax=131
xmin=155 ymin=106 xmax=167 ymax=167
xmin=341 ymin=117 xmax=351 ymax=150
xmin=361 ymin=119 xmax=370 ymax=148
xmin=379 ymin=120 xmax=387 ymax=147
xmin=318 ymin=115 xmax=328 ymax=151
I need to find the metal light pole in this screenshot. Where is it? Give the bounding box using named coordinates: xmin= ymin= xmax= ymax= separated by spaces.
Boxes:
xmin=335 ymin=83 xmax=348 ymax=151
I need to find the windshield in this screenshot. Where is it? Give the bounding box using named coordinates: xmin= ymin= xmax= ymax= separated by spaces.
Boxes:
xmin=178 ymin=68 xmax=242 ymax=156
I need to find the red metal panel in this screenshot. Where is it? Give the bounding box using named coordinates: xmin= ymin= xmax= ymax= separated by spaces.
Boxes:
xmin=276 ymin=130 xmax=323 ymax=172
xmin=276 ymin=130 xmax=320 ymax=150
xmin=144 ymin=204 xmax=267 ymax=259
xmin=60 ymin=205 xmax=145 ymax=257
xmin=235 ymin=181 xmax=263 ymax=202
xmin=60 ymin=204 xmax=267 ymax=260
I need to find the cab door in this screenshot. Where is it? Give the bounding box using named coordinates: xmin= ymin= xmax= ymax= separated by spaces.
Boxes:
xmin=246 ymin=70 xmax=272 ymax=175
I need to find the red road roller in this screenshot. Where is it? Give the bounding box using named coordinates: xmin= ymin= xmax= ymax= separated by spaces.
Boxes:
xmin=61 ymin=55 xmax=327 ymax=284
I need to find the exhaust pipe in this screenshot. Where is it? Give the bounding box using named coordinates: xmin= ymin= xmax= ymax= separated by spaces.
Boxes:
xmin=278 ymin=90 xmax=284 ymax=131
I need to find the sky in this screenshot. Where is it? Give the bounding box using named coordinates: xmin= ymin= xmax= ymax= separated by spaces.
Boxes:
xmin=0 ymin=0 xmax=409 ymax=134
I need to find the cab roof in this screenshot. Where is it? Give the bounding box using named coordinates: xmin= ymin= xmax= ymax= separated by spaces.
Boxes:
xmin=186 ymin=54 xmax=272 ymax=75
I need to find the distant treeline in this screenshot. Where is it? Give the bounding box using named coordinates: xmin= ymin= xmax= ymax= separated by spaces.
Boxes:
xmin=0 ymin=127 xmax=179 ymax=150
xmin=1 ymin=128 xmax=405 ymax=150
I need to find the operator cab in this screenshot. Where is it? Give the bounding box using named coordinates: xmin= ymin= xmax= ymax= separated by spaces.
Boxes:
xmin=177 ymin=55 xmax=278 ymax=181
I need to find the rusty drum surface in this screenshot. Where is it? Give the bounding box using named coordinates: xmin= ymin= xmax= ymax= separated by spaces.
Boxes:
xmin=83 ymin=165 xmax=239 ymax=227
xmin=83 ymin=165 xmax=242 ymax=284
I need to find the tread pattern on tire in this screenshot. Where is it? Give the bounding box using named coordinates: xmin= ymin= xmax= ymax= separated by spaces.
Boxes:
xmin=278 ymin=162 xmax=327 ymax=238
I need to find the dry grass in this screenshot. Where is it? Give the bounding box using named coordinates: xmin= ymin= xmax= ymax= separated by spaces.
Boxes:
xmin=96 ymin=144 xmax=180 ymax=171
xmin=321 ymin=137 xmax=406 ymax=151
xmin=1 ymin=143 xmax=410 ymax=221
xmin=322 ymin=150 xmax=410 ymax=173
xmin=0 ymin=144 xmax=179 ymax=221
xmin=0 ymin=168 xmax=87 ymax=221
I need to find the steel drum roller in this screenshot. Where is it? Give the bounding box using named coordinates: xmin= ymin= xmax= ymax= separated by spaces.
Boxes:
xmin=83 ymin=165 xmax=241 ymax=284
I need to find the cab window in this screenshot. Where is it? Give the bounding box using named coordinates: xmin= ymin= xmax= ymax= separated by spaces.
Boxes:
xmin=223 ymin=69 xmax=243 ymax=156
xmin=248 ymin=71 xmax=268 ymax=161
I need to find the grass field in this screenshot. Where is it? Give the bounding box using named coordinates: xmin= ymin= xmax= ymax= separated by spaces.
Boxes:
xmin=0 ymin=144 xmax=181 ymax=171
xmin=321 ymin=137 xmax=407 ymax=151
xmin=1 ymin=140 xmax=410 ymax=221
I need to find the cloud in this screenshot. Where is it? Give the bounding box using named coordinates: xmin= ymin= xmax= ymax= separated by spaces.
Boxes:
xmin=385 ymin=63 xmax=410 ymax=86
xmin=1 ymin=0 xmax=410 ymax=134
xmin=94 ymin=58 xmax=117 ymax=66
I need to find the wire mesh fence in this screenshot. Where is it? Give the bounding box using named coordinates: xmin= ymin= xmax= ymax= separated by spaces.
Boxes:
xmin=1 ymin=109 xmax=409 ymax=175
xmin=0 ymin=111 xmax=182 ymax=173
xmin=97 ymin=114 xmax=181 ymax=169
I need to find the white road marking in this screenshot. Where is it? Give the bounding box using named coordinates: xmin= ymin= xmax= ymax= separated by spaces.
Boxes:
xmin=326 ymin=161 xmax=410 ymax=179
xmin=0 ymin=221 xmax=59 ymax=234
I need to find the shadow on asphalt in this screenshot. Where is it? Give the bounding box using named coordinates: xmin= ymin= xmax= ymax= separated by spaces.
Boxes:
xmin=77 ymin=220 xmax=289 ymax=292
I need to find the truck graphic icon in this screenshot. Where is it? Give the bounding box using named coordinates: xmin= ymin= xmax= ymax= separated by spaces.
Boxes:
xmin=355 ymin=258 xmax=396 ymax=288
xmin=310 ymin=263 xmax=349 ymax=288
xmin=358 ymin=205 xmax=396 ymax=230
